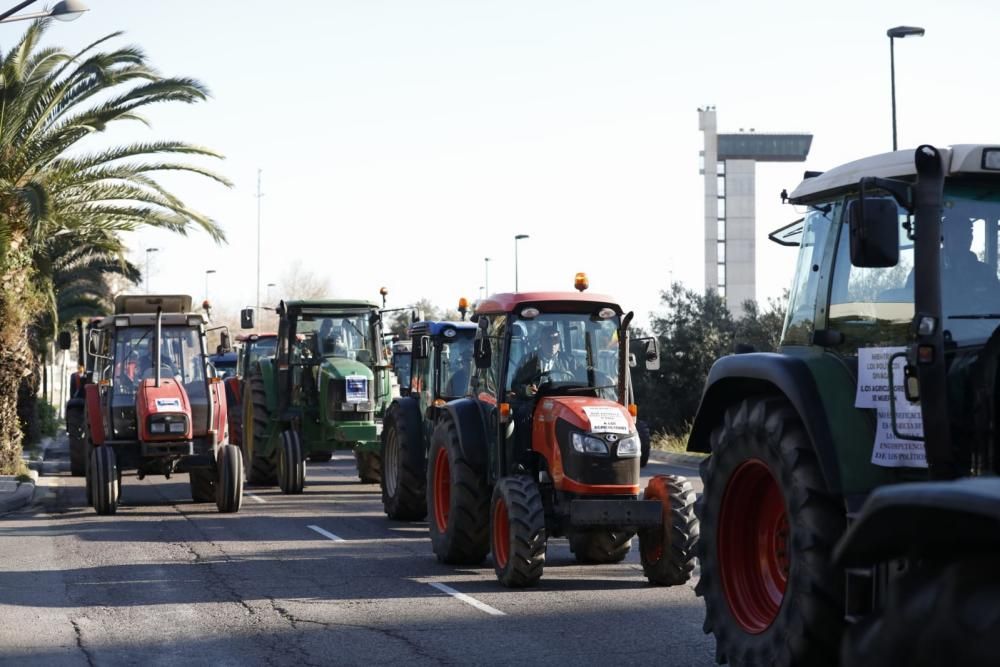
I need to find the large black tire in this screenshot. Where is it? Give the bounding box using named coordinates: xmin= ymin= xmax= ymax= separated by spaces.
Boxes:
xmin=696 ymin=397 xmax=845 ymax=667
xmin=426 ymin=417 xmax=489 ymax=564
xmin=380 ymin=408 xmax=427 ymax=520
xmin=490 ymin=475 xmax=546 ymax=587
xmin=189 ymin=469 xmax=215 ymax=503
xmin=89 ymin=446 xmax=119 ymax=516
xmin=569 ymin=529 xmax=633 ymax=564
xmin=355 ymin=449 xmax=382 ymax=484
xmin=243 ymin=373 xmax=277 ymax=486
xmin=307 ymin=451 xmax=333 ymax=463
xmin=638 ymin=474 xmax=698 ymax=585
xmin=278 ymin=430 xmax=305 ymax=494
xmin=841 ymin=557 xmax=1000 ymax=667
xmin=637 ymin=419 xmax=651 ymax=468
xmin=66 ymin=405 xmax=86 ymax=476
xmin=215 ymin=444 xmax=244 ymax=513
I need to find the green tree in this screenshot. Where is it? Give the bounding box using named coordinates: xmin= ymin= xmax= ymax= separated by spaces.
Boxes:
xmin=0 ymin=21 xmax=229 ymax=473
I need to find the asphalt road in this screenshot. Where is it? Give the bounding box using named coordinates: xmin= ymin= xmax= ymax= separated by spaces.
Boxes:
xmin=0 ymin=440 xmax=713 ymax=666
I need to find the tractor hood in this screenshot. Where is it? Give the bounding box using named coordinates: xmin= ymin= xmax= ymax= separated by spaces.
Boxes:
xmin=534 ymin=396 xmax=635 ymax=435
xmin=319 ymin=356 xmax=374 ymax=381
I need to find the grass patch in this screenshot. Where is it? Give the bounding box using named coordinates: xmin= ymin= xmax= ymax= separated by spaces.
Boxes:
xmin=651 ymin=423 xmax=700 ymax=455
xmin=14 ymin=459 xmax=33 ymax=484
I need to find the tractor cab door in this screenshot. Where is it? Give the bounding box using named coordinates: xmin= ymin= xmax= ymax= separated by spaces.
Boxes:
xmin=471 ymin=315 xmax=507 ymax=483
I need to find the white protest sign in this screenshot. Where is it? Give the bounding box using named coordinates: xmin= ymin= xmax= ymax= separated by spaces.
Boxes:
xmin=154 ymin=397 xmax=182 ymax=412
xmin=855 ymin=346 xmax=926 ymax=468
xmin=345 ymin=375 xmax=368 ymax=403
xmin=582 ymin=406 xmax=631 ymax=435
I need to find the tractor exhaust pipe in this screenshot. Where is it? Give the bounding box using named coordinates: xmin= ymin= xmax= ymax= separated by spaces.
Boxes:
xmin=76 ymin=318 xmax=85 ymax=369
xmin=618 ymin=311 xmax=634 ymax=405
xmin=154 ymin=306 xmax=163 ymax=388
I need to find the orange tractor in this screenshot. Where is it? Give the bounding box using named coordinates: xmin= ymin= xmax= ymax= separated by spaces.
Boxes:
xmin=426 ymin=280 xmax=698 ymax=586
xmin=83 ymin=295 xmax=242 ymax=514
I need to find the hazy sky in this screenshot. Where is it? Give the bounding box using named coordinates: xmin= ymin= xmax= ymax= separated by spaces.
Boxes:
xmin=19 ymin=0 xmax=1000 ymax=328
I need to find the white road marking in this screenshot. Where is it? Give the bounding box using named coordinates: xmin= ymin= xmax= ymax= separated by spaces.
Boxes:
xmin=427 ymin=582 xmax=505 ymax=616
xmin=246 ymin=494 xmax=267 ymax=503
xmin=308 ymin=525 xmax=346 ymax=542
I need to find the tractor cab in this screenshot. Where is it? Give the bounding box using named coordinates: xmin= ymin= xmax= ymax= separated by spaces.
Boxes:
xmin=83 ymin=294 xmax=242 ymax=515
xmin=408 ymin=320 xmax=476 ymax=408
xmin=390 ymin=339 xmax=413 ymax=396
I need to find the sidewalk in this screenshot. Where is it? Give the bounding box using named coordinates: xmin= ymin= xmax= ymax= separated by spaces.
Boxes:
xmin=1 ymin=434 xmax=63 ymax=515
xmin=648 ymin=448 xmax=708 ymax=468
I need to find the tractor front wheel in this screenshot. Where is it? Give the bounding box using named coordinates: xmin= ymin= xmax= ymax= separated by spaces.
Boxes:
xmin=89 ymin=446 xmax=119 ymax=516
xmin=215 ymin=444 xmax=244 ymax=513
xmin=278 ymin=430 xmax=305 ymax=494
xmin=189 ymin=469 xmax=216 ymax=503
xmin=426 ymin=417 xmax=489 ymax=564
xmin=355 ymin=449 xmax=382 ymax=484
xmin=569 ymin=529 xmax=633 ymax=564
xmin=637 ymin=419 xmax=652 ymax=468
xmin=490 ymin=475 xmax=546 ymax=587
xmin=696 ymin=397 xmax=844 ymax=667
xmin=244 ymin=373 xmax=277 ymax=486
xmin=638 ymin=474 xmax=698 ymax=585
xmin=381 ymin=408 xmax=426 ymax=520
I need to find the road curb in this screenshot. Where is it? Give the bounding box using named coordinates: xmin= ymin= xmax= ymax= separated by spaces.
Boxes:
xmin=648 ymin=450 xmax=708 ymax=468
xmin=0 ymin=477 xmax=36 ymax=515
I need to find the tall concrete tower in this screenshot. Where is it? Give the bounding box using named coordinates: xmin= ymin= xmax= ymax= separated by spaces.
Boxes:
xmin=698 ymin=107 xmax=812 ymax=314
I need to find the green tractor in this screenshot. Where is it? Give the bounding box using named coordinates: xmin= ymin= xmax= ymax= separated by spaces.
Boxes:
xmin=380 ymin=319 xmax=477 ymax=520
xmin=240 ymin=299 xmax=392 ymax=491
xmin=690 ymin=144 xmax=1000 ymax=666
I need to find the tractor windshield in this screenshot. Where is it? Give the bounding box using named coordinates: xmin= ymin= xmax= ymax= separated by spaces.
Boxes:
xmin=112 ymin=326 xmax=206 ymax=396
xmin=297 ymin=313 xmax=374 ymax=361
xmin=438 ymin=335 xmax=474 ymax=399
xmin=506 ymin=311 xmax=621 ymax=401
xmin=828 ymin=180 xmax=1000 ymax=348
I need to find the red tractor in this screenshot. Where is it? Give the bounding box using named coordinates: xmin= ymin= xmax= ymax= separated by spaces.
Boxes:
xmin=83 ymin=294 xmax=242 ymax=514
xmin=426 ymin=279 xmax=698 ymax=587
xmin=223 ymin=332 xmax=278 ymax=450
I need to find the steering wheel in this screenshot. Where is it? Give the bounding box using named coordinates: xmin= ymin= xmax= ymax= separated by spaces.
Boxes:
xmin=541 ymin=369 xmax=576 ymax=383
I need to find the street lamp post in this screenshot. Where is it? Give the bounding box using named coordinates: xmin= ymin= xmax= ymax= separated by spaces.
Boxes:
xmin=145 ymin=248 xmax=159 ymax=293
xmin=0 ymin=0 xmax=88 ymax=22
xmin=484 ymin=257 xmax=491 ymax=296
xmin=887 ymin=25 xmax=925 ymax=151
xmin=514 ymin=234 xmax=529 ymax=292
xmin=204 ymin=269 xmax=216 ymax=303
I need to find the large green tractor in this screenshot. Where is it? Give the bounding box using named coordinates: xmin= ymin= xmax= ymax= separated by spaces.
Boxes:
xmin=240 ymin=299 xmax=393 ymax=492
xmin=690 ymin=144 xmax=1000 ymax=666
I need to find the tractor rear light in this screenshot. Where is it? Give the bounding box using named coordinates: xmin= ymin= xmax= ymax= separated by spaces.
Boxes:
xmin=150 ymin=423 xmax=167 ymax=434
xmin=500 ymin=403 xmax=511 ymax=421
xmin=918 ymin=345 xmax=935 ymax=364
xmin=571 ymin=432 xmax=609 ymax=456
xmin=616 ymin=435 xmax=640 ymax=458
xmin=433 ymin=398 xmax=447 ymax=407
xmin=168 ymin=422 xmax=186 ymax=434
xmin=628 ymin=404 xmax=638 ymax=417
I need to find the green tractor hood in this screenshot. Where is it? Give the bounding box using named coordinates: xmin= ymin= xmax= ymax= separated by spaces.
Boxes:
xmin=320 ymin=356 xmax=374 ymax=381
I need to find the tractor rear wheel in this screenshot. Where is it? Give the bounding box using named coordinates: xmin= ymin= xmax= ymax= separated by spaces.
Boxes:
xmin=243 ymin=373 xmax=277 ymax=485
xmin=278 ymin=430 xmax=305 ymax=494
xmin=189 ymin=469 xmax=216 ymax=503
xmin=381 ymin=408 xmax=427 ymax=520
xmin=637 ymin=419 xmax=652 ymax=468
xmin=490 ymin=475 xmax=546 ymax=587
xmin=841 ymin=556 xmax=1000 ymax=667
xmin=66 ymin=405 xmax=86 ymax=476
xmin=90 ymin=446 xmax=119 ymax=516
xmin=307 ymin=451 xmax=333 ymax=463
xmin=426 ymin=417 xmax=489 ymax=564
xmin=696 ymin=397 xmax=844 ymax=667
xmin=569 ymin=529 xmax=633 ymax=564
xmin=215 ymin=444 xmax=244 ymax=513
xmin=355 ymin=449 xmax=382 ymax=484
xmin=638 ymin=474 xmax=698 ymax=585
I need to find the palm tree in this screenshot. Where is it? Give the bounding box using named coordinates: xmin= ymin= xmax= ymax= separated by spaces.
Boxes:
xmin=0 ymin=21 xmax=230 ymax=473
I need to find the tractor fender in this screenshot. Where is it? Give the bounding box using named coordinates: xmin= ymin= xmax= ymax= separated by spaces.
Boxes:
xmin=390 ymin=396 xmax=426 ymax=469
xmin=687 ymin=351 xmax=842 ymax=494
xmin=442 ymin=398 xmax=489 ymax=474
xmin=835 ymin=477 xmax=1000 ymax=567
xmin=84 ymin=383 xmax=105 ymax=445
xmin=256 ymin=357 xmax=280 ymax=415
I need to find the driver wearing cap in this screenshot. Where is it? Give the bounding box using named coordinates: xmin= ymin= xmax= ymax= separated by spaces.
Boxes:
xmin=511 ymin=325 xmax=576 ymax=398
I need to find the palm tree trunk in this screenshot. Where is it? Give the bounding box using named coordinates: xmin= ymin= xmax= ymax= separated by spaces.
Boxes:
xmin=0 ymin=247 xmax=35 ymax=473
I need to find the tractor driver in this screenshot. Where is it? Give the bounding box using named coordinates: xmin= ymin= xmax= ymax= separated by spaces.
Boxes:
xmin=510 ymin=325 xmax=577 ymax=399
xmin=940 ymin=217 xmax=1000 ymax=313
xmin=319 ymin=319 xmax=348 ymax=356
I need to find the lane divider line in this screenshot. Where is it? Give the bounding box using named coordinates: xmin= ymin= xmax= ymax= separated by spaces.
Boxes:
xmin=246 ymin=494 xmax=267 ymax=503
xmin=427 ymin=582 xmax=505 ymax=616
xmin=308 ymin=525 xmax=346 ymax=542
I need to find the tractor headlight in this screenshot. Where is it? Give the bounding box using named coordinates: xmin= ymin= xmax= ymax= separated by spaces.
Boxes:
xmin=169 ymin=422 xmax=186 ymax=434
xmin=616 ymin=435 xmax=640 ymax=458
xmin=150 ymin=422 xmax=166 ymax=434
xmin=571 ymin=432 xmax=609 ymax=456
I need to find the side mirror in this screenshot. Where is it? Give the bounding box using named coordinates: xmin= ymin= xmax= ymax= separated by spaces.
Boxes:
xmin=240 ymin=308 xmax=255 ymax=329
xmin=58 ymin=331 xmax=72 ymax=351
xmin=220 ymin=330 xmax=231 ymax=353
xmin=628 ymin=353 xmax=637 ymax=368
xmin=643 ymin=339 xmax=660 ymax=371
xmin=87 ymin=329 xmax=101 ymax=355
xmin=474 ymin=337 xmax=491 ymax=369
xmin=848 ymin=196 xmax=899 ymax=268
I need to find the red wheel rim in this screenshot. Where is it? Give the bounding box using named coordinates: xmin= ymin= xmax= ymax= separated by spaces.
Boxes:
xmin=718 ymin=458 xmax=789 ymax=634
xmin=493 ymin=496 xmax=510 ymax=569
xmin=433 ymin=447 xmax=451 ymax=533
